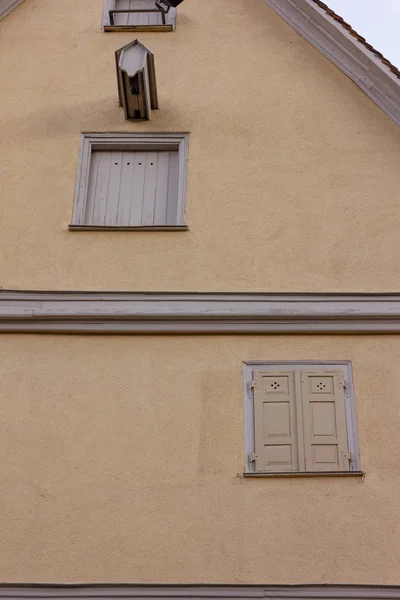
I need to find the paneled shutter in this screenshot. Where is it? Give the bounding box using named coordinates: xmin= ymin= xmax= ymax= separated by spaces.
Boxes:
xmin=253 ymin=370 xmax=300 ymax=472
xmin=300 ymin=370 xmax=350 ymax=472
xmin=85 ymin=149 xmax=179 ymax=226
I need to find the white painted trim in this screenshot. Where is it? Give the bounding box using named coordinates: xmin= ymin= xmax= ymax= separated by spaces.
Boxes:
xmin=243 ymin=361 xmax=360 ymax=473
xmin=72 ymin=133 xmax=189 ymax=227
xmin=1 ymin=586 xmax=400 ymax=599
xmin=2 ymin=292 xmax=400 ymax=333
xmin=263 ymin=0 xmax=400 ymax=127
xmin=0 ymin=0 xmax=24 ymax=21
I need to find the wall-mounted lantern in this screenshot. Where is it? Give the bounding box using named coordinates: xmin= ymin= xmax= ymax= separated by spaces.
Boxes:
xmin=115 ymin=40 xmax=158 ymax=120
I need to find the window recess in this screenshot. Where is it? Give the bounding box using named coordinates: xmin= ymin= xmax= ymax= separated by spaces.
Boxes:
xmin=70 ymin=133 xmax=189 ymax=231
xmin=103 ymin=0 xmax=177 ymax=32
xmin=243 ymin=362 xmax=361 ymax=475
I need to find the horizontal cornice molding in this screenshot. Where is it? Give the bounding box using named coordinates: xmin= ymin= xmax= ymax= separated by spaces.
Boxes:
xmin=1 ymin=586 xmax=400 ymax=599
xmin=263 ymin=0 xmax=400 ymax=127
xmin=2 ymin=291 xmax=400 ymax=333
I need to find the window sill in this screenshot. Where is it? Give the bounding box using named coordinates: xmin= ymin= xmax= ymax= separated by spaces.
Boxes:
xmin=68 ymin=225 xmax=188 ymax=232
xmin=243 ymin=471 xmax=364 ymax=478
xmin=104 ymin=25 xmax=173 ymax=32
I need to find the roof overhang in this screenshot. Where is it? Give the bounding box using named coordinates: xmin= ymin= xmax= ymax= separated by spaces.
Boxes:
xmin=263 ymin=0 xmax=400 ymax=127
xmin=0 ymin=0 xmax=25 ymax=21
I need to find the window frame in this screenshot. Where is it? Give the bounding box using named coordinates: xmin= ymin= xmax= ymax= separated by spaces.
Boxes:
xmin=243 ymin=361 xmax=361 ymax=474
xmin=70 ymin=132 xmax=189 ymax=231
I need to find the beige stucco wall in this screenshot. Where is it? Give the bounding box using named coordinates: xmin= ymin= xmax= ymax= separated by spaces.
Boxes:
xmin=0 ymin=0 xmax=400 ymax=291
xmin=1 ymin=333 xmax=400 ymax=584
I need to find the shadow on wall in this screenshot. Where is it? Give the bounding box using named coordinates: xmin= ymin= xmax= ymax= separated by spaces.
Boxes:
xmin=0 ymin=96 xmax=182 ymax=142
xmin=0 ymin=98 xmax=122 ymax=140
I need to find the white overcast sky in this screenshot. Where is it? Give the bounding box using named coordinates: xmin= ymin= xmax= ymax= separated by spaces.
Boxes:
xmin=327 ymin=0 xmax=400 ymax=67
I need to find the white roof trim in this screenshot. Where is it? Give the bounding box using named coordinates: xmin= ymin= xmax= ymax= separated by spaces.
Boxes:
xmin=0 ymin=0 xmax=25 ymax=21
xmin=263 ymin=0 xmax=400 ymax=127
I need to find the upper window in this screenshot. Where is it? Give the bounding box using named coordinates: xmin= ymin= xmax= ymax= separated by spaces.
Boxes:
xmin=243 ymin=362 xmax=360 ymax=475
xmin=103 ymin=0 xmax=177 ymax=32
xmin=70 ymin=133 xmax=188 ymax=231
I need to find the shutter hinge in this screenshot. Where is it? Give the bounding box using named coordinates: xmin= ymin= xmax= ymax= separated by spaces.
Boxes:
xmin=343 ymin=451 xmax=353 ymax=463
xmin=249 ymin=452 xmax=258 ymax=463
xmin=250 ymin=380 xmax=257 ymax=389
xmin=338 ymin=376 xmax=347 ymax=389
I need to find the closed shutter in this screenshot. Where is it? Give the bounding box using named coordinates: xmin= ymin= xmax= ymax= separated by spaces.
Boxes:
xmin=114 ymin=0 xmax=164 ymax=26
xmin=84 ymin=149 xmax=179 ymax=226
xmin=253 ymin=370 xmax=300 ymax=472
xmin=300 ymin=370 xmax=350 ymax=472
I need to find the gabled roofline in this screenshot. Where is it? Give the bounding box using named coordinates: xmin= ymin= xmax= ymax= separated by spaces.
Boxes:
xmin=0 ymin=0 xmax=25 ymax=21
xmin=263 ymin=0 xmax=400 ymax=127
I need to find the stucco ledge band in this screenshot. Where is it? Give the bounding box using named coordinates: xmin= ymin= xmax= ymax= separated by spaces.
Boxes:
xmin=2 ymin=586 xmax=400 ymax=600
xmin=2 ymin=291 xmax=400 ymax=333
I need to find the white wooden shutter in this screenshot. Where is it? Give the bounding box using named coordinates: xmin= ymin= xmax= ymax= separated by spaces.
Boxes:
xmin=300 ymin=370 xmax=350 ymax=472
xmin=85 ymin=149 xmax=180 ymax=227
xmin=253 ymin=370 xmax=300 ymax=472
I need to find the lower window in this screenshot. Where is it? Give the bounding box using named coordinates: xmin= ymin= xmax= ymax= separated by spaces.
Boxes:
xmin=243 ymin=362 xmax=360 ymax=474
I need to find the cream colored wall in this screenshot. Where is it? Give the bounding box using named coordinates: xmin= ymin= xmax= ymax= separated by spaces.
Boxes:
xmin=0 ymin=0 xmax=400 ymax=291
xmin=1 ymin=333 xmax=400 ymax=584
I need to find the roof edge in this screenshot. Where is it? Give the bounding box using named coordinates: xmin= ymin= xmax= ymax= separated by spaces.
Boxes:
xmin=263 ymin=0 xmax=400 ymax=127
xmin=0 ymin=0 xmax=25 ymax=21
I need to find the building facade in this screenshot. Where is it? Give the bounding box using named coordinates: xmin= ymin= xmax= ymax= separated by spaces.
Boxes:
xmin=1 ymin=0 xmax=400 ymax=593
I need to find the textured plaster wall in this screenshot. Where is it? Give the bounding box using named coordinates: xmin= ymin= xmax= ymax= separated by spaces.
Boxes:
xmin=1 ymin=334 xmax=400 ymax=584
xmin=0 ymin=0 xmax=400 ymax=291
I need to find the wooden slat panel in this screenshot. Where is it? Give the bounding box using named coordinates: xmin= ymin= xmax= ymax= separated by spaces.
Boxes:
xmin=115 ymin=0 xmax=129 ymax=25
xmin=84 ymin=151 xmax=101 ymax=224
xmin=141 ymin=152 xmax=158 ymax=225
xmin=153 ymin=151 xmax=170 ymax=225
xmin=91 ymin=151 xmax=112 ymax=226
xmin=104 ymin=151 xmax=123 ymax=225
xmin=102 ymin=0 xmax=115 ymax=27
xmin=128 ymin=0 xmax=147 ymax=26
xmin=81 ymin=144 xmax=183 ymax=227
xmin=117 ymin=151 xmax=136 ymax=226
xmin=128 ymin=0 xmax=141 ymax=26
xmin=129 ymin=152 xmax=146 ymax=225
xmin=166 ymin=149 xmax=179 ymax=225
